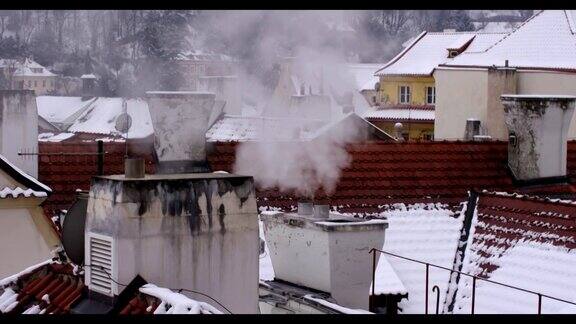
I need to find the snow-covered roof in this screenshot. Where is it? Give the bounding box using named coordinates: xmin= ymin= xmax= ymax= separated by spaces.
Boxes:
xmin=0 ymin=154 xmax=51 ymax=195
xmin=379 ymin=203 xmax=464 ymax=314
xmin=363 ymin=107 xmax=435 ymax=122
xmin=346 ymin=64 xmax=382 ymax=91
xmin=38 ymin=132 xmax=76 ymax=143
xmin=37 ymin=96 xmax=153 ymax=139
xmin=0 ymin=58 xmax=56 ymax=77
xmin=452 ymin=191 xmax=576 ymax=314
xmin=375 ymin=31 xmax=506 ymax=76
xmin=371 ymin=255 xmax=407 ymax=296
xmin=139 ymin=284 xmax=222 ymax=314
xmin=36 ymin=96 xmax=96 ymax=125
xmin=443 ymin=10 xmax=576 ymax=71
xmin=206 ymin=115 xmax=321 ymax=143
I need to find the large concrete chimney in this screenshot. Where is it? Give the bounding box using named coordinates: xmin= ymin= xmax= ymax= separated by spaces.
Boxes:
xmin=501 ymin=95 xmax=576 ymax=182
xmin=260 ymin=212 xmax=387 ymax=310
xmin=0 ymin=90 xmax=38 ymax=178
xmin=85 ymin=173 xmax=259 ymax=313
xmin=146 ymin=91 xmax=216 ymax=174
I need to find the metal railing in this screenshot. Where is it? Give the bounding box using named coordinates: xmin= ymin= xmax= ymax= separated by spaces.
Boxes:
xmin=369 ymin=248 xmax=576 ymax=314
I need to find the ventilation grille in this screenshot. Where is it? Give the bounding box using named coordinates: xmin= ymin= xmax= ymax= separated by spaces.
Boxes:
xmin=87 ymin=233 xmax=116 ymax=296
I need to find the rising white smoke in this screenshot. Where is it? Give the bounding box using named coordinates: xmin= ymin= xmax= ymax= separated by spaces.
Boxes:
xmin=204 ymin=11 xmax=379 ymax=197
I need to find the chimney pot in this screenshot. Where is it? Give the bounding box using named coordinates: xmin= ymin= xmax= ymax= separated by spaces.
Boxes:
xmin=465 ymin=118 xmax=481 ymax=140
xmin=124 ymin=158 xmax=145 ymax=178
xmin=297 ymin=201 xmax=313 ymax=215
xmin=313 ymin=204 xmax=329 ymax=219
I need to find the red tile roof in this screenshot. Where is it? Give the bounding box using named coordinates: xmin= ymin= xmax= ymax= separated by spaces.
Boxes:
xmin=39 ymin=140 xmax=156 ymax=219
xmin=449 ymin=190 xmax=576 ymax=313
xmin=0 ymin=262 xmax=84 ymax=314
xmin=38 ymin=139 xmax=576 ymax=218
xmin=209 ymin=141 xmax=576 ymax=214
xmin=209 ymin=141 xmax=512 ymax=213
xmin=119 ymin=294 xmax=159 ymax=314
xmin=470 ymin=191 xmax=576 ymax=278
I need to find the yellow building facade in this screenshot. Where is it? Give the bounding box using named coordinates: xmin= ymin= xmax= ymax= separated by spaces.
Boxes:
xmin=378 ymin=76 xmax=435 ymax=106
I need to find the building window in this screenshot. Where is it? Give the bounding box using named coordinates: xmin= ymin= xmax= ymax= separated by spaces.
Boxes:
xmin=426 ymin=86 xmax=436 ymax=104
xmin=34 ymin=80 xmax=37 ymax=87
xmin=399 ymin=86 xmax=411 ymax=104
xmin=43 ymin=80 xmax=46 ymax=87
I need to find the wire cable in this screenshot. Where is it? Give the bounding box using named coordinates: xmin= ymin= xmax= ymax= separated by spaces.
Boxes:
xmin=82 ymin=264 xmax=233 ymax=314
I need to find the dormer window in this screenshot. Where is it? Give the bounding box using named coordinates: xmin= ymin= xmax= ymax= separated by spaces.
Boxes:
xmin=448 ymin=50 xmax=460 ymax=58
xmin=31 ymin=68 xmax=43 ymax=73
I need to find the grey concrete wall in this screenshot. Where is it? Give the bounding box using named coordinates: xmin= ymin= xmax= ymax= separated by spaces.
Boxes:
xmin=486 ymin=68 xmax=518 ymax=139
xmin=434 ymin=69 xmax=489 ymax=140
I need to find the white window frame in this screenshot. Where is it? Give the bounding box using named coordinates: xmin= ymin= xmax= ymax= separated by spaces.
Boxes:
xmin=399 ymin=86 xmax=411 ymax=104
xmin=426 ymin=86 xmax=436 ymax=105
xmin=85 ymin=232 xmax=118 ymax=297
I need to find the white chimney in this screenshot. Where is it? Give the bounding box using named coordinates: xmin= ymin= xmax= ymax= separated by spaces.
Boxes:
xmin=501 ymin=95 xmax=576 ymax=182
xmin=260 ymin=212 xmax=387 ymax=310
xmin=0 ymin=90 xmax=38 ymax=178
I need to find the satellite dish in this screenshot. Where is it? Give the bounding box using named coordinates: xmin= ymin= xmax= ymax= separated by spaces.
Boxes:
xmin=115 ymin=113 xmax=132 ymax=133
xmin=61 ymin=191 xmax=89 ymax=265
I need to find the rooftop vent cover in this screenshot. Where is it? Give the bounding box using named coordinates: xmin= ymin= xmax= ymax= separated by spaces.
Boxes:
xmin=85 ymin=233 xmax=117 ymax=296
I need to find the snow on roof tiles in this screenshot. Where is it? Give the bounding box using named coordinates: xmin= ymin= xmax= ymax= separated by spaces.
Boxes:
xmin=37 ymin=96 xmax=153 ymax=138
xmin=0 ymin=154 xmax=51 ymax=194
xmin=68 ymin=98 xmax=153 ymax=138
xmin=379 ymin=203 xmax=464 ymax=314
xmin=0 ymin=261 xmax=83 ymax=314
xmin=363 ymin=106 xmax=435 ymax=122
xmin=375 ymin=32 xmax=505 ymax=76
xmin=206 ymin=115 xmax=324 ymax=142
xmin=444 ymin=10 xmax=576 ymax=71
xmin=0 ymin=187 xmax=47 ymax=199
xmin=37 ymin=96 xmax=97 ymax=124
xmin=452 ymin=191 xmax=576 ymax=314
xmin=138 ymin=284 xmax=222 ymax=314
xmin=371 ymin=254 xmax=407 ymax=296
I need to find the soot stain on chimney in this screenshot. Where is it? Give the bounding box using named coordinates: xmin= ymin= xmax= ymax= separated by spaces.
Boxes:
xmin=218 ymin=204 xmax=226 ymax=234
xmin=95 ymin=177 xmax=253 ymax=235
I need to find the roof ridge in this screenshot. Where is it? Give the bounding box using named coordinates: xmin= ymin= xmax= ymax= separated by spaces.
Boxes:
xmin=374 ymin=31 xmax=428 ymax=76
xmin=0 ymin=154 xmax=51 ymax=193
xmin=471 ymin=10 xmax=545 ymax=55
xmin=480 ymin=190 xmax=576 ymax=208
